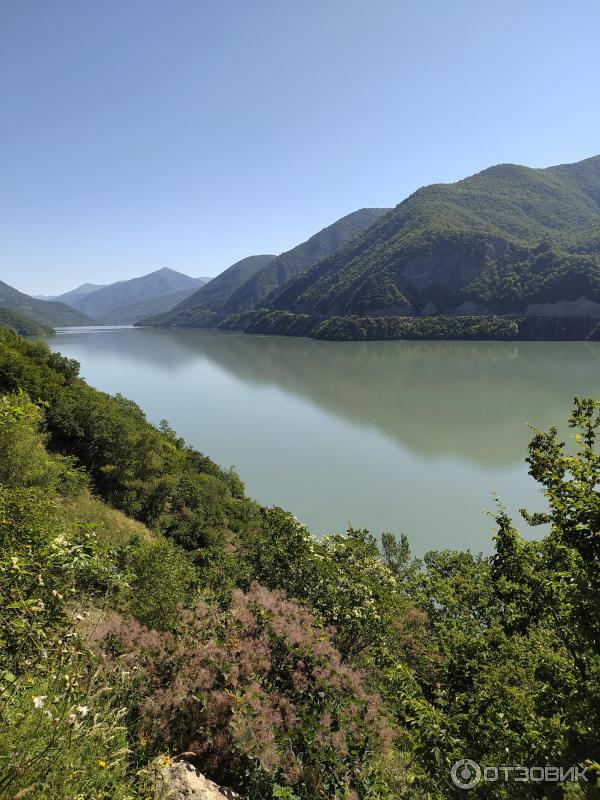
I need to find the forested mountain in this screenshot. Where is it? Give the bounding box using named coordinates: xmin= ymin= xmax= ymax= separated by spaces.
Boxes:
xmin=220 ymin=208 xmax=391 ymax=314
xmin=0 ymin=307 xmax=54 ymax=335
xmin=142 ymin=254 xmax=276 ymax=327
xmin=142 ymin=157 xmax=600 ymax=340
xmin=142 ymin=209 xmax=389 ymax=327
xmin=265 ymin=155 xmax=600 ymax=320
xmin=68 ymin=267 xmax=204 ymax=321
xmin=0 ymin=279 xmax=94 ymax=326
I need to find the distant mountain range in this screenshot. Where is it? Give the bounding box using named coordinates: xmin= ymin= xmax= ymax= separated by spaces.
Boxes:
xmin=140 ymin=154 xmax=600 ymax=340
xmin=0 ymin=280 xmax=94 ymax=327
xmin=65 ymin=267 xmax=205 ymax=322
xmin=7 ymin=154 xmax=600 ymax=341
xmin=100 ymin=286 xmax=209 ymax=325
xmin=140 ymin=209 xmax=390 ymax=327
xmin=144 ymin=255 xmax=277 ymax=327
xmin=0 ymin=268 xmax=209 ymax=331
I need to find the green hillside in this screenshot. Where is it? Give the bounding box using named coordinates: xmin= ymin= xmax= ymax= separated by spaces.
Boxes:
xmin=0 ymin=279 xmax=94 ymax=326
xmin=0 ymin=308 xmax=55 ymax=335
xmin=221 ymin=208 xmax=391 ymax=314
xmin=265 ymin=155 xmax=600 ymax=321
xmin=142 ymin=254 xmax=276 ymax=327
xmin=142 ymin=209 xmax=390 ymax=327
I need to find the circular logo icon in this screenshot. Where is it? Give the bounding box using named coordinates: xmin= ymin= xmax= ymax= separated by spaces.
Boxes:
xmin=451 ymin=759 xmax=482 ymax=790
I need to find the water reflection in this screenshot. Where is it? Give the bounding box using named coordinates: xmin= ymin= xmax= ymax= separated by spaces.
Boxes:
xmin=53 ymin=327 xmax=600 ymax=469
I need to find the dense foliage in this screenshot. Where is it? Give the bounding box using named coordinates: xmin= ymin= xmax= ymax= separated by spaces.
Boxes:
xmin=226 ymin=310 xmax=520 ymax=340
xmin=0 ymin=308 xmax=54 ymax=336
xmin=0 ymin=279 xmax=93 ymax=326
xmin=266 ymin=157 xmax=600 ymax=319
xmin=1 ymin=326 xmax=600 ymax=798
xmin=144 ymin=156 xmax=600 ymax=340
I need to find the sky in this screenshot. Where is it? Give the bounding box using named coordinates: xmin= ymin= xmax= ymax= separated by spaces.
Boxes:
xmin=1 ymin=1 xmax=599 ymax=295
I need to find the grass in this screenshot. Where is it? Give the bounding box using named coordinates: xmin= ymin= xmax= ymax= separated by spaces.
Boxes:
xmin=60 ymin=490 xmax=153 ymax=547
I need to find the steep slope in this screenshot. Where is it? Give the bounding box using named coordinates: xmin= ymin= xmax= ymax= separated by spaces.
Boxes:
xmin=70 ymin=267 xmax=203 ymax=320
xmin=0 ymin=280 xmax=94 ymax=326
xmin=221 ymin=208 xmax=390 ymax=314
xmin=142 ymin=255 xmax=276 ymax=326
xmin=0 ymin=308 xmax=54 ymax=335
xmin=143 ymin=209 xmax=390 ymax=328
xmin=265 ymin=155 xmax=600 ymax=319
xmin=100 ymin=286 xmax=205 ymax=324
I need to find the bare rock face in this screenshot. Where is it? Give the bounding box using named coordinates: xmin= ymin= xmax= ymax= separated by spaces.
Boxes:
xmin=154 ymin=757 xmax=241 ymax=800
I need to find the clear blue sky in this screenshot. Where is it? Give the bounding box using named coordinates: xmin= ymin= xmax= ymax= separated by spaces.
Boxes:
xmin=1 ymin=0 xmax=599 ymax=295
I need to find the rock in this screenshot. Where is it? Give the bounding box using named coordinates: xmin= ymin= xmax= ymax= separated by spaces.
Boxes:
xmin=154 ymin=757 xmax=241 ymax=800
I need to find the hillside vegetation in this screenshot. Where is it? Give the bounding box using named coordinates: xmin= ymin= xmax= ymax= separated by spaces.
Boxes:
xmin=144 ymin=255 xmax=277 ymax=328
xmin=1 ymin=325 xmax=600 ymax=798
xmin=141 ymin=209 xmax=390 ymax=327
xmin=0 ymin=308 xmax=54 ymax=336
xmin=0 ymin=279 xmax=94 ymax=326
xmin=144 ymin=156 xmax=600 ymax=340
xmin=265 ymin=156 xmax=600 ymax=320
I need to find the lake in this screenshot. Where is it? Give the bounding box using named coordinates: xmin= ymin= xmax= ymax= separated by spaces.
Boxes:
xmin=46 ymin=327 xmax=600 ymax=555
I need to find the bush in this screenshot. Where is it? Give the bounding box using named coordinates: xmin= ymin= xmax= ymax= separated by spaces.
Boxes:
xmin=99 ymin=583 xmax=397 ymax=800
xmin=122 ymin=538 xmax=199 ymax=630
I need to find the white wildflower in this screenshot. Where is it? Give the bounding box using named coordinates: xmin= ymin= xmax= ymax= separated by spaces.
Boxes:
xmin=33 ymin=695 xmax=46 ymax=709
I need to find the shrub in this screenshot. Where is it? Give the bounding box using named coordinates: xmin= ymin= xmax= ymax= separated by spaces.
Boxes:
xmin=99 ymin=583 xmax=397 ymax=800
xmin=122 ymin=538 xmax=199 ymax=630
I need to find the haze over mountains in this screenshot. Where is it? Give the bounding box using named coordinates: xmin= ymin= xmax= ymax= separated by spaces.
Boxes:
xmin=0 ymin=268 xmax=209 ymax=331
xmin=67 ymin=267 xmax=205 ymax=322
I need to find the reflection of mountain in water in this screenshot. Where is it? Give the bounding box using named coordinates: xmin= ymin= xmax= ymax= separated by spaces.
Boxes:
xmin=51 ymin=328 xmax=600 ymax=469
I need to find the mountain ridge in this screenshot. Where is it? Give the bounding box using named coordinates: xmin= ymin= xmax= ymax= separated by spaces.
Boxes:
xmin=140 ymin=208 xmax=390 ymax=327
xmin=68 ymin=267 xmax=204 ymax=321
xmin=0 ymin=280 xmax=95 ymax=326
xmin=261 ymin=155 xmax=600 ymax=325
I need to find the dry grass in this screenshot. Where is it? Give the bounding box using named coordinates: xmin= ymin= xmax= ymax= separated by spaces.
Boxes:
xmin=60 ymin=489 xmax=154 ymax=546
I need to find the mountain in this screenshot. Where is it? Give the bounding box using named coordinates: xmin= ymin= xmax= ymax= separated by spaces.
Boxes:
xmin=55 ymin=282 xmax=108 ymax=305
xmin=100 ymin=286 xmax=207 ymax=324
xmin=0 ymin=308 xmax=54 ymax=335
xmin=68 ymin=268 xmax=204 ymax=321
xmin=35 ymin=283 xmax=107 ymax=302
xmin=214 ymin=155 xmax=600 ymax=339
xmin=142 ymin=208 xmax=390 ymax=327
xmin=0 ymin=280 xmax=94 ymax=326
xmin=143 ymin=255 xmax=276 ymax=327
xmin=221 ymin=209 xmax=391 ymax=314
